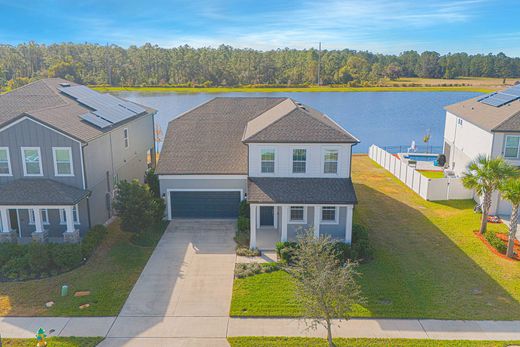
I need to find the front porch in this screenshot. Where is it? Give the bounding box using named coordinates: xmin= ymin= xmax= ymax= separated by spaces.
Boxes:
xmin=250 ymin=204 xmax=354 ymax=250
xmin=0 ymin=178 xmax=89 ymax=243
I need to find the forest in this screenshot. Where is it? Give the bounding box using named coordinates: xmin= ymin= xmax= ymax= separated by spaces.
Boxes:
xmin=1 ymin=42 xmax=520 ymax=90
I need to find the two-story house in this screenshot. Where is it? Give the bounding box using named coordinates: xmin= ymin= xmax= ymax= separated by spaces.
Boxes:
xmin=0 ymin=78 xmax=156 ymax=243
xmin=156 ymin=97 xmax=358 ymax=249
xmin=443 ymin=84 xmax=520 ymax=216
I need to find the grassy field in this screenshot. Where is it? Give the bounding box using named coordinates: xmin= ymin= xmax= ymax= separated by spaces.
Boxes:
xmin=0 ymin=221 xmax=166 ymax=316
xmin=92 ymin=85 xmax=493 ymax=93
xmin=228 ymin=337 xmax=520 ymax=347
xmin=418 ymin=170 xmax=445 ymax=179
xmin=1 ymin=337 xmax=102 ymax=347
xmin=230 ymin=155 xmax=520 ymax=319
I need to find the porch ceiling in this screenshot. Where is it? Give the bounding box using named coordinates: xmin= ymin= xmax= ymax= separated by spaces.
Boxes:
xmin=0 ymin=179 xmax=89 ymax=206
xmin=247 ymin=177 xmax=357 ymax=205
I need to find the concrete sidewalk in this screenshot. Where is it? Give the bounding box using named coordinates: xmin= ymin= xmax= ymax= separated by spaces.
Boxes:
xmin=2 ymin=317 xmax=520 ymax=342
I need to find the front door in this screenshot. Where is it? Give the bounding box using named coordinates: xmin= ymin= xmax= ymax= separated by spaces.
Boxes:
xmin=9 ymin=209 xmax=19 ymax=233
xmin=259 ymin=206 xmax=274 ymax=226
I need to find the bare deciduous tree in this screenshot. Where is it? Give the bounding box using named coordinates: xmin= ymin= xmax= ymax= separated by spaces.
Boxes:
xmin=284 ymin=230 xmax=365 ymax=347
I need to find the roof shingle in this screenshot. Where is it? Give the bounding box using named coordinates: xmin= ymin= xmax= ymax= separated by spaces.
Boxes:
xmin=0 ymin=78 xmax=155 ymax=142
xmin=157 ymin=97 xmax=358 ymax=175
xmin=247 ymin=177 xmax=357 ymax=204
xmin=0 ymin=179 xmax=90 ymax=205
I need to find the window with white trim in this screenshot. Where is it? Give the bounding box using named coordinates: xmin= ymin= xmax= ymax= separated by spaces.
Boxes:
xmin=292 ymin=149 xmax=307 ymax=173
xmin=504 ymin=136 xmax=520 ymax=158
xmin=323 ymin=149 xmax=339 ymax=174
xmin=289 ymin=206 xmax=305 ymax=223
xmin=261 ymin=149 xmax=275 ymax=173
xmin=0 ymin=147 xmax=12 ymax=176
xmin=53 ymin=147 xmax=74 ymax=176
xmin=22 ymin=147 xmax=43 ymax=176
xmin=123 ymin=128 xmax=129 ymax=148
xmin=60 ymin=206 xmax=80 ymax=225
xmin=321 ymin=206 xmax=338 ymax=223
xmin=29 ymin=209 xmax=49 ymax=225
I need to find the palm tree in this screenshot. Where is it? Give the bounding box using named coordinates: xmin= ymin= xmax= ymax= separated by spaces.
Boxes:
xmin=499 ymin=178 xmax=520 ymax=258
xmin=462 ymin=155 xmax=518 ymax=234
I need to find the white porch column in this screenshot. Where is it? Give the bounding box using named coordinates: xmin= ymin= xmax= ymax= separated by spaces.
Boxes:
xmin=0 ymin=208 xmax=11 ymax=233
xmin=281 ymin=205 xmax=288 ymax=242
xmin=313 ymin=205 xmax=320 ymax=238
xmin=345 ymin=205 xmax=354 ymax=244
xmin=33 ymin=208 xmax=44 ymax=233
xmin=249 ymin=204 xmax=257 ymax=249
xmin=65 ymin=206 xmax=75 ymax=233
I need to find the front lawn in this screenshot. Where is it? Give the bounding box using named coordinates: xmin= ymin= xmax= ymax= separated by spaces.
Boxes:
xmin=228 ymin=337 xmax=520 ymax=347
xmin=0 ymin=220 xmax=167 ymax=316
xmin=230 ymin=155 xmax=520 ymax=319
xmin=1 ymin=337 xmax=102 ymax=347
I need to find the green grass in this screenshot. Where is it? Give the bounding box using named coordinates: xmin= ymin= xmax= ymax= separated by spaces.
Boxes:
xmin=418 ymin=170 xmax=445 ymax=179
xmin=1 ymin=337 xmax=102 ymax=347
xmin=230 ymin=156 xmax=520 ymax=319
xmin=228 ymin=337 xmax=520 ymax=347
xmin=0 ymin=221 xmax=167 ymax=316
xmin=91 ymin=85 xmax=492 ymax=93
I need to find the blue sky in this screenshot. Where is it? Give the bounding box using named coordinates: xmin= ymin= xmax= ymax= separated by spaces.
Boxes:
xmin=1 ymin=0 xmax=520 ymax=56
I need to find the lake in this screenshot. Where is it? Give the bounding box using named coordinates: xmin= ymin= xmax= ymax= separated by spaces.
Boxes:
xmin=117 ymin=91 xmax=482 ymax=153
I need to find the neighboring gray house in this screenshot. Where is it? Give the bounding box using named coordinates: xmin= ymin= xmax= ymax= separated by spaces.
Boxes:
xmin=0 ymin=78 xmax=156 ymax=243
xmin=157 ymin=97 xmax=358 ymax=249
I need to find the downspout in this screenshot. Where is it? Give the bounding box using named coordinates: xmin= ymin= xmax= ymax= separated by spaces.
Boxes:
xmin=82 ymin=144 xmax=92 ymax=229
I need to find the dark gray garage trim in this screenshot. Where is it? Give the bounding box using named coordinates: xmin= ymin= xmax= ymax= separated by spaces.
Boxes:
xmin=168 ymin=190 xmax=242 ymax=219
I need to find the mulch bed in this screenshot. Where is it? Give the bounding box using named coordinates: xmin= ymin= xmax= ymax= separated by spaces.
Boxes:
xmin=474 ymin=231 xmax=520 ymax=261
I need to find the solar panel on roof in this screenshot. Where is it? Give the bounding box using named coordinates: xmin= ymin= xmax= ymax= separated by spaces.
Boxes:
xmin=80 ymin=113 xmax=113 ymax=129
xmin=478 ymin=84 xmax=520 ymax=107
xmin=59 ymin=85 xmax=146 ymax=129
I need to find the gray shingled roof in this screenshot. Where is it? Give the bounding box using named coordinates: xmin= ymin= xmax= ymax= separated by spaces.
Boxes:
xmin=247 ymin=177 xmax=357 ymax=204
xmin=0 ymin=179 xmax=90 ymax=205
xmin=0 ymin=78 xmax=155 ymax=142
xmin=156 ymin=97 xmax=358 ymax=175
xmin=156 ymin=97 xmax=287 ymax=175
xmin=445 ymin=92 xmax=520 ymax=132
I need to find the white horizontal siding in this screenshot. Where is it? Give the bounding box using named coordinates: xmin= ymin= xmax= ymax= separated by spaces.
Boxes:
xmin=248 ymin=143 xmax=352 ymax=178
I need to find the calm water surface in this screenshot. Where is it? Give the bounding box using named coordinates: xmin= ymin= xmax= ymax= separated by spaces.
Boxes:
xmin=117 ymin=91 xmax=481 ymax=153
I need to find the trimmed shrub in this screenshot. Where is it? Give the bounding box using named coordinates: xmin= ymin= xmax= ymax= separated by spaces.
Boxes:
xmin=351 ymin=224 xmax=374 ymax=262
xmin=234 ymin=262 xmax=279 ymax=278
xmin=51 ymin=244 xmax=83 ymax=272
xmin=81 ymin=225 xmax=107 ymax=258
xmin=485 ymin=232 xmax=507 ymax=254
xmin=113 ymin=179 xmax=166 ymax=233
xmin=0 ymin=225 xmax=107 ymax=281
xmin=237 ymin=216 xmax=250 ymax=233
xmin=239 ymin=200 xmax=250 ymax=218
xmin=27 ymin=243 xmax=51 ymax=274
xmin=236 ymin=246 xmax=260 ymax=257
xmin=276 ymin=241 xmax=298 ymax=264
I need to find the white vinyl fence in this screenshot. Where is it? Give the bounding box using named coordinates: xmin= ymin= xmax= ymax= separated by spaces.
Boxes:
xmin=368 ymin=145 xmax=473 ymax=201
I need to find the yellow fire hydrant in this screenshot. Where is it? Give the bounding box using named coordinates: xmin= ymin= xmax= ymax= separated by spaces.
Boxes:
xmin=36 ymin=327 xmax=47 ymax=347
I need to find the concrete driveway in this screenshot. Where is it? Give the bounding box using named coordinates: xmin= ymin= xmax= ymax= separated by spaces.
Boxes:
xmin=99 ymin=219 xmax=237 ymax=347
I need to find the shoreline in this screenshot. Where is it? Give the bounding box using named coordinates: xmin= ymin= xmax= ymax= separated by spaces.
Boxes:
xmin=91 ymin=86 xmax=493 ymax=93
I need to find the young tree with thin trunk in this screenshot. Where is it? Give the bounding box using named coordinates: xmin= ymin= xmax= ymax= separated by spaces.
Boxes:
xmin=284 ymin=230 xmax=365 ymax=347
xmin=462 ymin=155 xmax=517 ymax=234
xmin=499 ymin=178 xmax=520 ymax=258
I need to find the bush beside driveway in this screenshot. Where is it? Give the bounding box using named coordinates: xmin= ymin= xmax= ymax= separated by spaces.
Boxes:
xmin=230 ymin=155 xmax=520 ymax=319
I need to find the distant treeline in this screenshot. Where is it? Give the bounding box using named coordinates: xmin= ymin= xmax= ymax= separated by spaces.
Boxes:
xmin=1 ymin=42 xmax=520 ymax=90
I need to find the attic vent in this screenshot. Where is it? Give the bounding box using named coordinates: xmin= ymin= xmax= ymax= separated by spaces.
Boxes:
xmin=59 ymin=83 xmax=71 ymax=87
